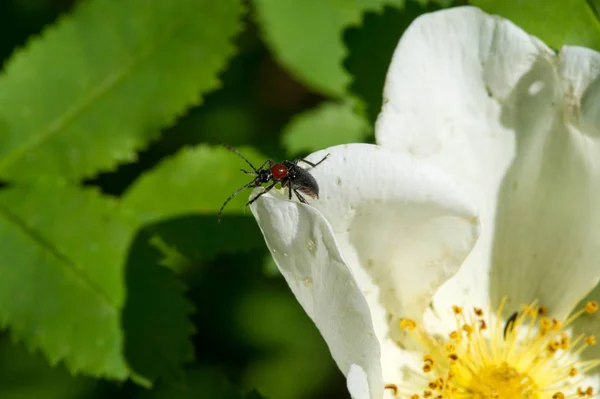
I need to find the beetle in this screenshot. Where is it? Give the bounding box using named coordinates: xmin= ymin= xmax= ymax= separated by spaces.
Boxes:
xmin=218 ymin=145 xmax=329 ymax=222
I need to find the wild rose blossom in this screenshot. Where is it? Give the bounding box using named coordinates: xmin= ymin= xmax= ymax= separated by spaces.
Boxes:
xmin=251 ymin=7 xmax=600 ymax=399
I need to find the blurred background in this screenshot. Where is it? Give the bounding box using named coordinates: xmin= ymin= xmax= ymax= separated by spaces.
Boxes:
xmin=0 ymin=0 xmax=598 ymax=398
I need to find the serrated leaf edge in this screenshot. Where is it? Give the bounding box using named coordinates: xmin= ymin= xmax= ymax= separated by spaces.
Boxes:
xmin=0 ymin=0 xmax=247 ymax=182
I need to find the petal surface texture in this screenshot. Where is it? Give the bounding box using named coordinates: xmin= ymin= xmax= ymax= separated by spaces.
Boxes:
xmin=376 ymin=6 xmax=600 ymax=320
xmin=251 ymin=143 xmax=479 ymax=395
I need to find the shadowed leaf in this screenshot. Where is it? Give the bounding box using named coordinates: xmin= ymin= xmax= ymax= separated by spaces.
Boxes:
xmin=253 ymin=0 xmax=404 ymax=96
xmin=0 ymin=338 xmax=96 ymax=399
xmin=123 ymin=227 xmax=195 ymax=384
xmin=137 ymin=368 xmax=244 ymax=399
xmin=345 ymin=2 xmax=440 ymax=124
xmin=144 ymin=215 xmax=265 ymax=266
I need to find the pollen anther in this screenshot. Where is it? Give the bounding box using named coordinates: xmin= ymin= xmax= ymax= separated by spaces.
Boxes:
xmin=569 ymin=368 xmax=578 ymax=377
xmin=384 ymin=383 xmax=398 ymax=396
xmin=585 ymin=301 xmax=598 ymax=314
xmin=400 ymin=319 xmax=417 ymax=331
xmin=393 ymin=300 xmax=600 ymax=399
xmin=479 ymin=319 xmax=487 ymax=330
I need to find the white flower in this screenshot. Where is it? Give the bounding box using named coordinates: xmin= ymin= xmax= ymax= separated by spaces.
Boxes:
xmin=250 ymin=6 xmax=600 ymax=399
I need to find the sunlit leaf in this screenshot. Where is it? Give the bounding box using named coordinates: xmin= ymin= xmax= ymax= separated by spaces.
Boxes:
xmin=0 ymin=183 xmax=136 ymax=380
xmin=122 ymin=145 xmax=268 ymax=224
xmin=0 ymin=182 xmax=195 ymax=384
xmin=281 ymin=102 xmax=370 ymax=156
xmin=253 ymin=0 xmax=404 ymax=96
xmin=472 ymin=0 xmax=600 ymax=50
xmin=0 ymin=0 xmax=243 ymax=181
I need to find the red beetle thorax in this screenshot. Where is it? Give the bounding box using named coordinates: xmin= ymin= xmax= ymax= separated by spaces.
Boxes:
xmin=270 ymin=164 xmax=288 ymax=180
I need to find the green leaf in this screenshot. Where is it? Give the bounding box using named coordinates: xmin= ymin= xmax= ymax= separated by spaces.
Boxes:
xmin=471 ymin=0 xmax=600 ymax=51
xmin=281 ymin=101 xmax=369 ymax=156
xmin=262 ymin=253 xmax=280 ymax=277
xmin=245 ymin=391 xmax=267 ymax=399
xmin=0 ymin=0 xmax=244 ymax=181
xmin=149 ymin=235 xmax=194 ymax=274
xmin=253 ymin=0 xmax=404 ymax=96
xmin=122 ymin=228 xmax=195 ymax=384
xmin=589 ymin=0 xmax=600 ymax=22
xmin=122 ymin=145 xmax=268 ymax=224
xmin=0 ymin=183 xmax=136 ymax=380
xmin=345 ymin=1 xmax=439 ymax=124
xmin=146 ymin=215 xmax=265 ymax=265
xmin=237 ymin=288 xmax=337 ymax=399
xmin=0 ymin=338 xmax=95 ymax=399
xmin=137 ymin=369 xmax=244 ymax=399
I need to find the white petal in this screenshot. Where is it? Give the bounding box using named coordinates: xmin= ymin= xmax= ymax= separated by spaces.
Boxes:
xmin=251 ymin=196 xmax=384 ymax=399
xmin=251 ymin=143 xmax=479 ymax=396
xmin=347 ymin=364 xmax=370 ymax=399
xmin=303 ymin=145 xmax=478 ymax=332
xmin=376 ymin=6 xmax=600 ymax=318
xmin=491 ymin=45 xmax=600 ymax=318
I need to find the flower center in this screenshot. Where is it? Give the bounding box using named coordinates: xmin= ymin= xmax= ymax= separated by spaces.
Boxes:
xmin=465 ymin=362 xmax=537 ymax=398
xmin=387 ymin=300 xmax=599 ymax=399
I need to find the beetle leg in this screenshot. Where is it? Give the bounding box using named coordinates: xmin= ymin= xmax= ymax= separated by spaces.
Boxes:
xmin=247 ymin=181 xmax=277 ymax=205
xmin=279 ymin=179 xmax=293 ymax=200
xmin=293 ymin=189 xmax=309 ymax=204
xmin=298 ymin=153 xmax=330 ymax=168
xmin=255 ymin=159 xmax=272 ymax=171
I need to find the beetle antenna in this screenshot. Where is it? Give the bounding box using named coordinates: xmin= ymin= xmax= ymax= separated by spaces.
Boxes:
xmin=220 ymin=143 xmax=259 ymax=173
xmin=218 ymin=180 xmax=256 ymax=223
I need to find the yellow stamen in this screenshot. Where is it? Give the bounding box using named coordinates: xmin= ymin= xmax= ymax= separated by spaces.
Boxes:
xmin=389 ymin=299 xmax=600 ymax=399
xmin=384 ymin=383 xmax=398 ymax=396
xmin=585 ymin=301 xmax=598 ymax=315
xmin=424 ymin=354 xmax=435 ymax=366
xmin=400 ymin=319 xmax=417 ymax=331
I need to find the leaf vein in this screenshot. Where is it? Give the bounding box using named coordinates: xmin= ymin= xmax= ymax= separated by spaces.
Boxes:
xmin=0 ymin=203 xmax=116 ymax=307
xmin=0 ymin=20 xmax=175 ymax=174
